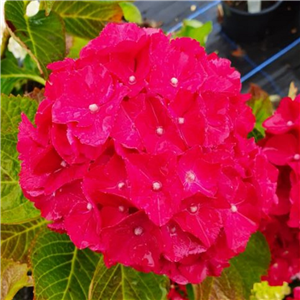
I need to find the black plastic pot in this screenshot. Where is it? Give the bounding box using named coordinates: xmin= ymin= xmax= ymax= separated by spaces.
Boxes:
xmin=221 ymin=1 xmax=283 ymax=42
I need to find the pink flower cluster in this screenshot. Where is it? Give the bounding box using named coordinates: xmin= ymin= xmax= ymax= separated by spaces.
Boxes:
xmin=259 ymin=96 xmax=300 ymax=285
xmin=18 ymin=23 xmax=277 ymax=284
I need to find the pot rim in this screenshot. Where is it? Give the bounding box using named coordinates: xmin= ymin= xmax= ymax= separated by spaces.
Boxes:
xmin=222 ymin=0 xmax=283 ymax=16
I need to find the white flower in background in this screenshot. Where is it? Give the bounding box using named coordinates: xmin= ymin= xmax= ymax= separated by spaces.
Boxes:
xmin=0 ymin=0 xmax=6 ymax=43
xmin=26 ymin=0 xmax=40 ymax=17
xmin=8 ymin=37 xmax=27 ymax=60
xmin=2 ymin=0 xmax=34 ymax=61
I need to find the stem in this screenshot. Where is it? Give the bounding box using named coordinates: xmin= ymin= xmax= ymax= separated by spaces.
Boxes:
xmin=24 ymin=74 xmax=46 ymax=86
xmin=1 ymin=28 xmax=10 ymax=59
xmin=192 ymin=284 xmax=201 ymax=300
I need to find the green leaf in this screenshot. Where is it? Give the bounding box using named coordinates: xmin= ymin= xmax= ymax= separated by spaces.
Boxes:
xmin=229 ymin=232 xmax=271 ymax=297
xmin=40 ymin=0 xmax=55 ymax=16
xmin=247 ymin=84 xmax=273 ymax=141
xmin=0 ymin=133 xmax=38 ymax=224
xmin=31 ymin=229 xmax=100 ymax=300
xmin=89 ymin=256 xmax=168 ymax=300
xmin=196 ymin=265 xmax=245 ymax=300
xmin=1 ymin=258 xmax=31 ymax=300
xmin=4 ymin=1 xmax=65 ymax=77
xmin=195 ymin=232 xmax=271 ymax=300
xmin=1 ymin=58 xmax=45 ymax=95
xmin=250 ymin=281 xmax=291 ymax=300
xmin=186 ymin=283 xmax=195 ymax=300
xmin=248 ymin=128 xmax=264 ymax=142
xmin=1 ymin=94 xmax=40 ymax=223
xmin=119 ymin=2 xmax=142 ymax=24
xmin=1 ymin=218 xmax=47 ymax=263
xmin=52 ymin=1 xmax=123 ymax=39
xmin=67 ymin=36 xmax=89 ymax=59
xmin=22 ymin=52 xmax=40 ymax=73
xmin=1 ymin=93 xmax=37 ymax=133
xmin=174 ymin=20 xmax=213 ymax=47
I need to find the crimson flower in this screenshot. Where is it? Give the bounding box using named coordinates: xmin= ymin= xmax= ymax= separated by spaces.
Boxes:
xmin=18 ymin=23 xmax=277 ymax=284
xmin=260 ymin=95 xmax=300 ymax=285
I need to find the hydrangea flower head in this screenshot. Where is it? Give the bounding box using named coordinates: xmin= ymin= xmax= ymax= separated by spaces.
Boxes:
xmin=18 ymin=23 xmax=278 ymax=284
xmin=260 ymin=95 xmax=300 ymax=285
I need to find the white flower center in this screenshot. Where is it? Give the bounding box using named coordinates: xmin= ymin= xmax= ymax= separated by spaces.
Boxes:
xmin=87 ymin=203 xmax=92 ymax=210
xmin=89 ymin=104 xmax=99 ymax=113
xmin=170 ymin=77 xmax=178 ymax=87
xmin=178 ymin=117 xmax=185 ymax=124
xmin=189 ymin=205 xmax=198 ymax=213
xmin=170 ymin=226 xmax=176 ymax=233
xmin=134 ymin=227 xmax=143 ymax=236
xmin=294 ymin=154 xmax=300 ymax=160
xmin=129 ymin=75 xmax=136 ymax=84
xmin=60 ymin=161 xmax=67 ymax=168
xmin=117 ymin=182 xmax=125 ymax=189
xmin=231 ymin=205 xmax=238 ymax=213
xmin=185 ymin=171 xmax=196 ymax=183
xmin=287 ymin=121 xmax=293 ymax=126
xmin=156 ymin=126 xmax=164 ymax=136
xmin=118 ymin=205 xmax=125 ymax=212
xmin=152 ymin=181 xmax=162 ymax=191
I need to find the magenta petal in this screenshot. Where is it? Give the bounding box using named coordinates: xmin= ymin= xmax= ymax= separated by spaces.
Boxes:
xmin=168 ymin=90 xmax=205 ymax=147
xmin=83 ymin=154 xmax=129 ymax=199
xmin=263 ymin=133 xmax=299 ymax=166
xmin=160 ymin=221 xmax=206 ymax=262
xmin=224 ymin=210 xmax=257 ymax=251
xmin=263 ymin=96 xmax=300 ymax=134
xmin=178 ymin=260 xmax=208 ymax=284
xmin=175 ymin=196 xmax=222 ymax=248
xmin=125 ymin=153 xmax=183 ymax=226
xmin=134 ymin=95 xmax=186 ymax=154
xmin=178 ymin=147 xmax=220 ymax=197
xmin=101 ymin=212 xmax=162 ymax=272
xmin=111 ymin=94 xmax=145 ymax=150
xmin=64 ymin=208 xmax=102 ymax=250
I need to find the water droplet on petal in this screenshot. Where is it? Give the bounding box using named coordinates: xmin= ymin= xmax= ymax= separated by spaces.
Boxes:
xmin=189 ymin=204 xmax=198 ymax=213
xmin=89 ymin=103 xmax=99 ymax=113
xmin=156 ymin=126 xmax=164 ymax=136
xmin=170 ymin=226 xmax=177 ymax=235
xmin=170 ymin=77 xmax=178 ymax=87
xmin=143 ymin=251 xmax=154 ymax=266
xmin=273 ymin=263 xmax=278 ymax=268
xmin=185 ymin=171 xmax=196 ymax=183
xmin=231 ymin=204 xmax=238 ymax=213
xmin=294 ymin=154 xmax=300 ymax=160
xmin=134 ymin=226 xmax=143 ymax=236
xmin=287 ymin=120 xmax=293 ymax=126
xmin=178 ymin=117 xmax=185 ymax=124
xmin=152 ymin=181 xmax=162 ymax=191
xmin=129 ymin=75 xmax=136 ymax=84
xmin=87 ymin=203 xmax=92 ymax=210
xmin=61 ymin=161 xmax=67 ymax=168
